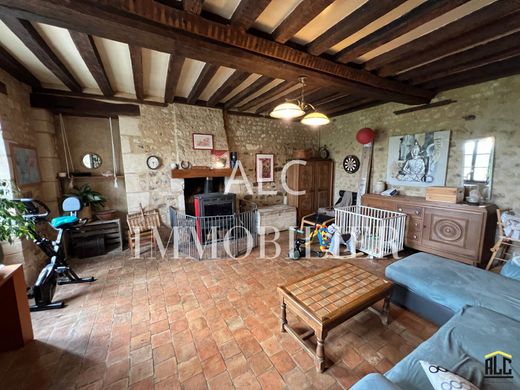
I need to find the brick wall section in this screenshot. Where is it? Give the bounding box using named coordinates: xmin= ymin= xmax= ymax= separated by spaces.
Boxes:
xmin=321 ymin=74 xmax=520 ymax=210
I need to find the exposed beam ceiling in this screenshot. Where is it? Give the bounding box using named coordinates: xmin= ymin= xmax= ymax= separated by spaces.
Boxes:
xmin=334 ymin=0 xmax=470 ymax=64
xmin=186 ymin=63 xmax=219 ymax=104
xmin=224 ymin=76 xmax=274 ymax=109
xmin=164 ymin=54 xmax=184 ymax=104
xmin=237 ymin=80 xmax=298 ymax=112
xmin=206 ymin=70 xmax=250 ymax=107
xmin=1 ymin=15 xmax=81 ymax=91
xmin=366 ymin=1 xmax=520 ymax=72
xmin=272 ymin=0 xmax=334 ymax=44
xmin=69 ymin=31 xmax=113 ymax=96
xmin=129 ymin=46 xmax=143 ymax=100
xmin=307 ymin=0 xmax=403 ymax=56
xmin=0 ymin=0 xmax=433 ymax=105
xmin=230 ymin=0 xmax=271 ymax=30
xmin=255 ymin=86 xmax=319 ymax=115
xmin=0 ymin=44 xmax=41 ymax=87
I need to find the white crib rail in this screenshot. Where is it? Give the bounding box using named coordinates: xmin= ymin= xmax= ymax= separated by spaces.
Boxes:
xmin=335 ymin=205 xmax=406 ymax=258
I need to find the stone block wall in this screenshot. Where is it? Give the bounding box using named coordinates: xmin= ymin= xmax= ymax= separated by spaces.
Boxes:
xmin=0 ymin=69 xmax=59 ymax=284
xmin=119 ymin=104 xmax=319 ymax=223
xmin=321 ymin=74 xmax=520 ymax=210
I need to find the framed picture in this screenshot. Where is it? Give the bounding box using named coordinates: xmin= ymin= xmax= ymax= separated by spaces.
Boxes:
xmin=256 ymin=153 xmax=274 ymax=183
xmin=211 ymin=150 xmax=230 ymax=168
xmin=9 ymin=143 xmax=42 ymax=187
xmin=192 ymin=133 xmax=214 ymax=150
xmin=386 ymin=130 xmax=451 ymax=187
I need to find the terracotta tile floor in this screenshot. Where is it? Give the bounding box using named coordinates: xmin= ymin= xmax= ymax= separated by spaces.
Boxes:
xmin=0 ymin=234 xmax=438 ymax=389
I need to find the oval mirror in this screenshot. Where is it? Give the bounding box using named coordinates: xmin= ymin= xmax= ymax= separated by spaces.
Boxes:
xmin=81 ymin=153 xmax=102 ymax=169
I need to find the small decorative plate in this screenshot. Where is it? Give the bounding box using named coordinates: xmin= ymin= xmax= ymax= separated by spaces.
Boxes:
xmin=343 ymin=155 xmax=360 ymax=174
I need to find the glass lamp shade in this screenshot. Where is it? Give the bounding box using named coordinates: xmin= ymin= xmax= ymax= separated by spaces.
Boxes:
xmin=270 ymin=102 xmax=305 ymax=119
xmin=301 ymin=111 xmax=330 ymax=126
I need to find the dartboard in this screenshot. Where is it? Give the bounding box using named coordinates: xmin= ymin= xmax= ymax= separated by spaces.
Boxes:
xmin=343 ymin=155 xmax=360 ymax=174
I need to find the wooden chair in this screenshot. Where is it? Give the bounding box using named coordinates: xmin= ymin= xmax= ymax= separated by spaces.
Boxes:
xmin=486 ymin=209 xmax=520 ymax=270
xmin=127 ymin=204 xmax=161 ymax=255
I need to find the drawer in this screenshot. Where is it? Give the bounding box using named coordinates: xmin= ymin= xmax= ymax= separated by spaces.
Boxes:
xmin=406 ymin=217 xmax=423 ymax=241
xmin=395 ymin=203 xmax=423 ymax=217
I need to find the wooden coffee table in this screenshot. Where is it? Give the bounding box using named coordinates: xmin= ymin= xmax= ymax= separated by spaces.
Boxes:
xmin=278 ymin=263 xmax=393 ymax=372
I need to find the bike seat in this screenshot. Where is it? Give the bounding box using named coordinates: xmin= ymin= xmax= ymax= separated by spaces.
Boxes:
xmin=51 ymin=215 xmax=79 ymax=229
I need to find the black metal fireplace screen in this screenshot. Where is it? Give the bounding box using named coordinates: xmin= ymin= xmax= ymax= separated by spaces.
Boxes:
xmin=169 ymin=206 xmax=258 ymax=260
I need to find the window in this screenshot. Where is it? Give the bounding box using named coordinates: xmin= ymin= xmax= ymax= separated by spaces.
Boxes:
xmin=463 ymin=137 xmax=494 ymax=184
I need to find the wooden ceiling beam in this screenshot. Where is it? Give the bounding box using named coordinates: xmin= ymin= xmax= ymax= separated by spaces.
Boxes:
xmin=329 ymin=100 xmax=381 ymax=117
xmin=237 ymin=80 xmax=298 ymax=112
xmin=129 ymin=46 xmax=144 ymax=100
xmin=206 ymin=70 xmax=249 ymax=107
xmin=366 ymin=2 xmax=520 ymax=73
xmin=1 ymin=16 xmax=81 ymax=91
xmin=69 ymin=31 xmax=113 ymax=96
xmin=307 ymin=0 xmax=403 ymax=56
xmin=310 ymin=91 xmax=349 ymax=107
xmin=230 ymin=0 xmax=270 ymax=31
xmin=418 ymin=55 xmax=520 ymax=91
xmin=377 ymin=10 xmax=520 ymax=78
xmin=303 ymin=89 xmax=343 ymax=108
xmin=335 ymin=0 xmax=469 ymax=64
xmin=187 ymin=63 xmax=219 ymax=104
xmin=272 ymin=0 xmax=334 ymax=44
xmin=320 ymin=95 xmax=361 ymax=113
xmin=397 ymin=31 xmax=520 ymax=84
xmin=30 ymin=93 xmax=140 ymax=116
xmin=0 ymin=0 xmax=433 ymax=105
xmin=224 ymin=76 xmax=274 ymax=109
xmin=164 ymin=54 xmax=184 ymax=103
xmin=0 ymin=45 xmax=41 ymax=87
xmin=182 ymin=0 xmax=203 ymax=15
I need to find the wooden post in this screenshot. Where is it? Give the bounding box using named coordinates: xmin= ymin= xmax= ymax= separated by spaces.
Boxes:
xmin=316 ymin=329 xmax=326 ymax=372
xmin=280 ymin=300 xmax=287 ymax=332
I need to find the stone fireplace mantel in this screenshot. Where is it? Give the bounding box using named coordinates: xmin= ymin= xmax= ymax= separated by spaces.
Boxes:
xmin=171 ymin=168 xmax=234 ymax=179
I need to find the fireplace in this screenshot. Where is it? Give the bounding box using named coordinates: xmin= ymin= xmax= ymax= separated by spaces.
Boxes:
xmin=183 ymin=177 xmax=225 ymax=216
xmin=194 ymin=192 xmax=235 ymax=218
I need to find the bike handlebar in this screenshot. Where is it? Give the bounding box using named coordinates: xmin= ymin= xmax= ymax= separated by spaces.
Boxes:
xmin=19 ymin=198 xmax=51 ymax=220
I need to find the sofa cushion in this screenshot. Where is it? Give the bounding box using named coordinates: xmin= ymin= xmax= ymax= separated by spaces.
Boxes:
xmin=385 ymin=306 xmax=520 ymax=390
xmin=419 ymin=360 xmax=479 ymax=390
xmin=500 ymin=259 xmax=520 ymax=282
xmin=385 ymin=252 xmax=520 ymax=322
xmin=350 ymin=373 xmax=401 ymax=390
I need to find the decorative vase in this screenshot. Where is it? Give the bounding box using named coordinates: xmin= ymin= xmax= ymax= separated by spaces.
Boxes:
xmin=78 ymin=205 xmax=92 ymax=221
xmin=374 ymin=181 xmax=386 ymax=194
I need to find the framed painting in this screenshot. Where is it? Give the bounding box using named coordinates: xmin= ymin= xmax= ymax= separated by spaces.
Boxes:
xmin=192 ymin=133 xmax=214 ymax=150
xmin=386 ymin=130 xmax=451 ymax=187
xmin=256 ymin=153 xmax=274 ymax=183
xmin=9 ymin=143 xmax=42 ymax=187
xmin=211 ymin=149 xmax=229 ymax=168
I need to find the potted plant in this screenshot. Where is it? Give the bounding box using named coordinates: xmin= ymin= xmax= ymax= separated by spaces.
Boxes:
xmin=66 ymin=184 xmax=106 ymax=220
xmin=0 ymin=180 xmax=35 ymax=244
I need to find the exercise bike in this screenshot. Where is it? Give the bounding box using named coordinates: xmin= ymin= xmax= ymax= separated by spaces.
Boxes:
xmin=20 ymin=196 xmax=95 ymax=311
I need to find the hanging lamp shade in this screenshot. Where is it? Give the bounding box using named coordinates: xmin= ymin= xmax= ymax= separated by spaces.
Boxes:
xmin=301 ymin=111 xmax=330 ymax=126
xmin=270 ymin=102 xmax=305 ymax=119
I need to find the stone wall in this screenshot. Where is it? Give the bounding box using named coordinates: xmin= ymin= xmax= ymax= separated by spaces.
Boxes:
xmin=57 ymin=116 xmax=127 ymax=219
xmin=119 ymin=103 xmax=319 ymax=223
xmin=0 ymin=69 xmax=59 ymax=284
xmin=321 ymin=74 xmax=520 ymax=210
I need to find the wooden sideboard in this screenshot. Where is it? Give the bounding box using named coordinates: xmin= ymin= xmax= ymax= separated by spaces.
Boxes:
xmin=362 ymin=194 xmax=497 ymax=267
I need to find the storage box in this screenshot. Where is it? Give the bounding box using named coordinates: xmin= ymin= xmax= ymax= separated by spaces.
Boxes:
xmin=257 ymin=205 xmax=297 ymax=234
xmin=426 ymin=186 xmax=464 ymax=203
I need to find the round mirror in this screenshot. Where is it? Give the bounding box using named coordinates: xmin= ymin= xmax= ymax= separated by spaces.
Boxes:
xmin=81 ymin=153 xmax=102 ymax=169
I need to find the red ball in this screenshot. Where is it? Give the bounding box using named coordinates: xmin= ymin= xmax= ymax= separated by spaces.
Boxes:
xmin=356 ymin=128 xmax=375 ymax=144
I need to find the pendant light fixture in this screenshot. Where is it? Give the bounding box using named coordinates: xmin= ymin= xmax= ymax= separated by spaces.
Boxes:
xmin=270 ymin=76 xmax=330 ymax=126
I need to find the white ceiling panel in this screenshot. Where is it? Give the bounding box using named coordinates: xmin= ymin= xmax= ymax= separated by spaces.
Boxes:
xmin=203 ymin=0 xmax=241 ymax=19
xmin=176 ymin=58 xmax=206 ymax=98
xmin=0 ymin=21 xmax=64 ymax=89
xmin=93 ymin=37 xmax=135 ymax=96
xmin=254 ymin=0 xmax=303 ymax=34
xmin=198 ymin=66 xmax=236 ymax=101
xmin=33 ymin=23 xmax=101 ymax=93
xmin=238 ymin=79 xmax=285 ymax=106
xmin=142 ymin=48 xmax=170 ymax=99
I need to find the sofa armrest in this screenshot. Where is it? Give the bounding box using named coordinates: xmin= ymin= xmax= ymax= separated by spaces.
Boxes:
xmin=350 ymin=373 xmax=401 ymax=390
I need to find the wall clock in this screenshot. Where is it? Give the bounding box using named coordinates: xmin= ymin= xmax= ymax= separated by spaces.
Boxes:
xmin=343 ymin=155 xmax=360 ymax=174
xmin=147 ymin=155 xmax=161 ymax=170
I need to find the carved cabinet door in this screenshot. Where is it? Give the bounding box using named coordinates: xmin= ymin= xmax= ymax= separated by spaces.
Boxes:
xmin=422 ymin=208 xmax=483 ymax=259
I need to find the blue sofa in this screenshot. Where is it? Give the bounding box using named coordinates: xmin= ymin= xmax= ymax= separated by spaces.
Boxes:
xmin=352 ymin=252 xmax=520 ymax=390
